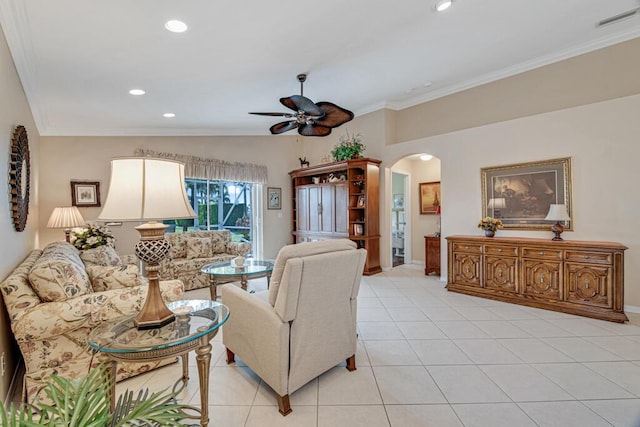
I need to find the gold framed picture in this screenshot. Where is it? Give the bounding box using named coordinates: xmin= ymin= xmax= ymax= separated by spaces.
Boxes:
xmin=419 ymin=181 xmax=440 ymax=215
xmin=481 ymin=157 xmax=572 ymax=230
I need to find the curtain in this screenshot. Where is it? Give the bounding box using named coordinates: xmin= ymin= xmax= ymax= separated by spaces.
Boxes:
xmin=134 ymin=148 xmax=268 ymax=184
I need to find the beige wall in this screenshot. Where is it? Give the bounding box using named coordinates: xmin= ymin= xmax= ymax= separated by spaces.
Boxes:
xmin=39 ymin=136 xmax=297 ymax=259
xmin=0 ymin=27 xmax=40 ymax=400
xmin=396 ymin=37 xmax=640 ymax=143
xmin=380 ymin=93 xmax=640 ymax=310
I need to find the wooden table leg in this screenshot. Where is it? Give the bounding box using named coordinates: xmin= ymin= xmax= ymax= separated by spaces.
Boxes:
xmin=240 ymin=274 xmax=248 ymax=291
xmin=196 ymin=340 xmax=213 ymax=427
xmin=266 ymin=272 xmax=272 ymax=289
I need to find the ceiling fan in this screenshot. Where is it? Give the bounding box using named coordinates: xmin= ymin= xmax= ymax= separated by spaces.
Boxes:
xmin=250 ymin=74 xmax=354 ymax=137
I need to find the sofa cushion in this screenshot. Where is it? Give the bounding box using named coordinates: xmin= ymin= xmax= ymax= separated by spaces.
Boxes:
xmin=29 ymin=242 xmax=93 ymax=302
xmin=80 ymin=245 xmax=123 ymax=267
xmin=186 ymin=237 xmax=213 ymax=259
xmin=86 ymin=264 xmax=144 ymax=292
xmin=211 ymin=231 xmax=229 ymax=254
xmin=166 ymin=233 xmax=188 ymax=258
xmin=172 ymin=255 xmax=233 ymax=275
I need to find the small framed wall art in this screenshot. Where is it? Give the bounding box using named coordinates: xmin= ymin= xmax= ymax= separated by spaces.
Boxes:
xmin=267 ymin=187 xmax=282 ymax=210
xmin=419 ymin=181 xmax=441 ymax=214
xmin=71 ymin=181 xmax=101 ymax=207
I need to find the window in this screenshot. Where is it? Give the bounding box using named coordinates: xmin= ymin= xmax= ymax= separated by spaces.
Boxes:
xmin=165 ymin=179 xmax=253 ymax=247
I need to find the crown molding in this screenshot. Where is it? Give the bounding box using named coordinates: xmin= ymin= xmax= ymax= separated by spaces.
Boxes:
xmin=393 ymin=28 xmax=640 ymax=111
xmin=38 ymin=126 xmax=274 ymax=137
xmin=0 ymin=0 xmax=49 ymax=132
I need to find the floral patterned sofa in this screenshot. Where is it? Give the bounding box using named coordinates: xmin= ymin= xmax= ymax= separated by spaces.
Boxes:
xmin=0 ymin=241 xmax=184 ymax=404
xmin=160 ymin=230 xmax=251 ymax=290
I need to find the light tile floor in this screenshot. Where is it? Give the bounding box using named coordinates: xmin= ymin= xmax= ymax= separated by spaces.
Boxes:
xmin=116 ymin=264 xmax=640 ymax=426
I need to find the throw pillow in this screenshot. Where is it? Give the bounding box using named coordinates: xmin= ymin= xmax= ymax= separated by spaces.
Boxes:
xmin=29 ymin=249 xmax=93 ymax=302
xmin=166 ymin=233 xmax=187 ymax=258
xmin=80 ymin=245 xmax=123 ymax=267
xmin=186 ymin=237 xmax=213 ymax=259
xmin=86 ymin=264 xmax=144 ymax=292
xmin=210 ymin=231 xmax=228 ymax=254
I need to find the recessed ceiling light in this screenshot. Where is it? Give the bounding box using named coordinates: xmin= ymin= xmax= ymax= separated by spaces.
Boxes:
xmin=163 ymin=113 xmax=176 ymax=118
xmin=435 ymin=0 xmax=453 ymax=12
xmin=420 ymin=154 xmax=433 ymax=161
xmin=129 ymin=89 xmax=145 ymax=96
xmin=165 ymin=20 xmax=188 ymax=33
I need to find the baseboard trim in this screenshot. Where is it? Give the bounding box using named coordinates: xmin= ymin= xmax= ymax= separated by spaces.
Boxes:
xmin=624 ymin=304 xmax=640 ymax=314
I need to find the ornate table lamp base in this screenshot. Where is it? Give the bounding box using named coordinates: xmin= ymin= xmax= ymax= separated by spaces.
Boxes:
xmin=134 ymin=222 xmax=175 ymax=329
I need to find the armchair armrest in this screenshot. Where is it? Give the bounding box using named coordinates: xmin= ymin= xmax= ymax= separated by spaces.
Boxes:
xmin=12 ymin=280 xmax=183 ymax=342
xmin=221 ymin=285 xmax=289 ymax=395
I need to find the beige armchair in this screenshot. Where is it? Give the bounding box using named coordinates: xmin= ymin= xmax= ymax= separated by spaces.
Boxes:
xmin=222 ymin=239 xmax=366 ymax=415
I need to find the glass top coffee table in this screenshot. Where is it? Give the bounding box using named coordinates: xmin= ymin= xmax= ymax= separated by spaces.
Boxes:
xmin=88 ymin=299 xmax=229 ymax=427
xmin=201 ymin=259 xmax=274 ymax=300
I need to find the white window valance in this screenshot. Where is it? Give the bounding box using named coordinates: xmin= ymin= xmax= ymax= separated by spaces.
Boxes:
xmin=134 ymin=148 xmax=268 ymax=184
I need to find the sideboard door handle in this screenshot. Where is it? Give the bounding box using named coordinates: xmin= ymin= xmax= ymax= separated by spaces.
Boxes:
xmin=539 ymin=274 xmax=545 ymax=283
xmin=584 ymin=256 xmax=591 ymax=259
xmin=498 ymin=269 xmax=503 ymax=278
xmin=585 ymin=279 xmax=590 ymax=289
xmin=539 ymin=252 xmax=545 ymax=256
xmin=498 ymin=248 xmax=503 ymax=252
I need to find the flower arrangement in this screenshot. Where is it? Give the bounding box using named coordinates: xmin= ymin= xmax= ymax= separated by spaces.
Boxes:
xmin=330 ymin=131 xmax=366 ymax=162
xmin=70 ymin=223 xmax=115 ymax=250
xmin=477 ymin=217 xmax=504 ymax=232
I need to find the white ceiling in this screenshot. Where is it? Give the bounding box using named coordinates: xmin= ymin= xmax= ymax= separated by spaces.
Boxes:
xmin=1 ymin=0 xmax=639 ymax=136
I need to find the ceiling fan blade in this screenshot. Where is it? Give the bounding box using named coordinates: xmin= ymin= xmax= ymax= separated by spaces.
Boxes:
xmin=298 ymin=124 xmax=332 ymax=137
xmin=280 ymin=95 xmax=325 ymax=116
xmin=313 ymin=102 xmax=354 ymax=128
xmin=249 ymin=112 xmax=293 ymax=117
xmin=270 ymin=121 xmax=299 ymax=135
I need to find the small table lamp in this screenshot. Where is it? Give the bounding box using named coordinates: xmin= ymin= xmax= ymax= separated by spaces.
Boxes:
xmin=47 ymin=206 xmax=85 ymax=242
xmin=98 ymin=157 xmax=196 ymax=329
xmin=545 ymin=204 xmax=571 ymax=241
xmin=487 ymin=198 xmax=506 ymax=218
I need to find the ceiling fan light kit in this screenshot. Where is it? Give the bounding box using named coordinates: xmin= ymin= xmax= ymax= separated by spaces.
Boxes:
xmin=250 ymin=74 xmax=354 ymax=137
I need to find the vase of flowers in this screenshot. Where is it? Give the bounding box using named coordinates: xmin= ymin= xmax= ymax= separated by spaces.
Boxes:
xmin=477 ymin=217 xmax=503 ymax=238
xmin=70 ymin=223 xmax=115 ymax=250
xmin=330 ymin=131 xmax=366 ymax=162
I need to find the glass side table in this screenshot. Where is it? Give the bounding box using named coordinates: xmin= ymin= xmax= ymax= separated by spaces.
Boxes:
xmin=88 ymin=299 xmax=229 ymax=427
xmin=201 ymin=259 xmax=274 ymax=300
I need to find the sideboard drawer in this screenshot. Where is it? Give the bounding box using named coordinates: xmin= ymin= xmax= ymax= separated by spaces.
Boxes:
xmin=452 ymin=242 xmax=482 ymax=254
xmin=522 ymin=247 xmax=563 ymax=260
xmin=565 ymin=251 xmax=612 ymax=265
xmin=485 ymin=245 xmax=518 ymax=257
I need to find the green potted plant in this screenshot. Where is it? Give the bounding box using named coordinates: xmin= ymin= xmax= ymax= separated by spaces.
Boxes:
xmin=330 ymin=131 xmax=366 ymax=161
xmin=0 ymin=364 xmax=188 ymax=426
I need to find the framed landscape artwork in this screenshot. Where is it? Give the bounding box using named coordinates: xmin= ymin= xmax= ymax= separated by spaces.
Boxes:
xmin=419 ymin=181 xmax=441 ymax=214
xmin=70 ymin=181 xmax=101 ymax=207
xmin=481 ymin=157 xmax=572 ymax=230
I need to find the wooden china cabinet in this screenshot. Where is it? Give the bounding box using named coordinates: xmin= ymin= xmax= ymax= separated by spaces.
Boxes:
xmin=446 ymin=235 xmax=628 ymax=322
xmin=289 ymin=158 xmax=382 ymax=275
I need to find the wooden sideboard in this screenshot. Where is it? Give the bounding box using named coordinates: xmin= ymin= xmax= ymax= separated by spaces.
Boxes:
xmin=446 ymin=235 xmax=628 ymax=322
xmin=424 ymin=236 xmax=441 ymax=276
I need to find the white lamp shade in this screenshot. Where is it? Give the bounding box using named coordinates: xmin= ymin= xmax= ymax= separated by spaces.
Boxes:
xmin=545 ymin=204 xmax=571 ymax=221
xmin=47 ymin=206 xmax=85 ymax=229
xmin=487 ymin=198 xmax=506 ymax=209
xmin=97 ymin=158 xmax=196 ymax=221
